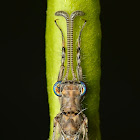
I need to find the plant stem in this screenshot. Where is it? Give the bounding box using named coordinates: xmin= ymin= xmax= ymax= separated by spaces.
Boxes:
xmin=45 ymin=0 xmax=101 ymax=139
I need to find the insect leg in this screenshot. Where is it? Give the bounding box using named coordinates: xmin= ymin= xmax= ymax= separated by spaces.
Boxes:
xmin=54 ymin=19 xmax=65 ymax=81
xmin=77 ymin=114 xmax=88 ymax=140
xmin=77 ymin=20 xmax=86 ymax=81
xmin=83 ymin=115 xmax=88 ymax=140
xmin=70 ymin=11 xmax=85 ymax=80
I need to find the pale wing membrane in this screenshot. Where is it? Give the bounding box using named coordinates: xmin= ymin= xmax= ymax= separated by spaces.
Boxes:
xmin=53 ymin=121 xmax=62 ymax=140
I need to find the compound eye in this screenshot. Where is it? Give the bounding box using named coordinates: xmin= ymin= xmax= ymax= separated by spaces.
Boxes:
xmin=53 ymin=81 xmax=62 ymax=96
xmin=80 ymin=81 xmax=86 ymax=96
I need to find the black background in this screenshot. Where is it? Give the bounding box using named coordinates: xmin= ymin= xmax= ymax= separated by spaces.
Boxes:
xmin=1 ymin=0 xmax=140 ymax=140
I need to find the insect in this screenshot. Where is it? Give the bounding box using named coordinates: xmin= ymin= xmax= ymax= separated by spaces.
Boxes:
xmin=53 ymin=11 xmax=88 ymax=140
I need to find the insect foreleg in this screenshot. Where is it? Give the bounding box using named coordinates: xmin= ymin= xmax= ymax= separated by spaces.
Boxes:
xmin=77 ymin=20 xmax=86 ymax=81
xmin=54 ymin=20 xmax=65 ymax=81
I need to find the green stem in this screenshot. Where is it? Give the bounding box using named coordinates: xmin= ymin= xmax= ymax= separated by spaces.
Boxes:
xmin=45 ymin=0 xmax=101 ymax=139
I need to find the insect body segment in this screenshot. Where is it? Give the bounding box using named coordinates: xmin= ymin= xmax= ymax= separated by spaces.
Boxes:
xmin=53 ymin=81 xmax=86 ymax=97
xmin=53 ymin=81 xmax=88 ymax=140
xmin=53 ymin=11 xmax=88 ymax=140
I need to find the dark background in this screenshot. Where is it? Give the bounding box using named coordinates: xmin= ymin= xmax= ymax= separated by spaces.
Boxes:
xmin=1 ymin=0 xmax=140 ymax=140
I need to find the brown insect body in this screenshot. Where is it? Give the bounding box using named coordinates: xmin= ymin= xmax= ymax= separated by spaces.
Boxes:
xmin=53 ymin=81 xmax=88 ymax=140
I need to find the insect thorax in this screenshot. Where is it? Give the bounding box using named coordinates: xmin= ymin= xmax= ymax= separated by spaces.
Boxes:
xmin=59 ymin=81 xmax=82 ymax=114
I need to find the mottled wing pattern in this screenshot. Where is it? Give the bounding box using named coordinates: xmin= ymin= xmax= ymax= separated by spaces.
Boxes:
xmin=53 ymin=115 xmax=62 ymax=140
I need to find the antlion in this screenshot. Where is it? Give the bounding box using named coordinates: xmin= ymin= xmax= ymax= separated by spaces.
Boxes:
xmin=53 ymin=11 xmax=88 ymax=140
